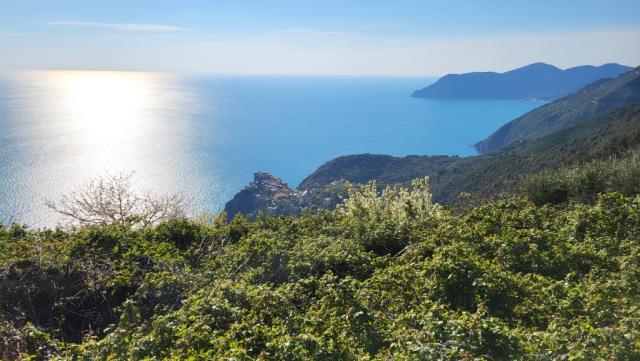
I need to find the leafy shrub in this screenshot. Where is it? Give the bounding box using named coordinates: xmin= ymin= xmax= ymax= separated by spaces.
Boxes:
xmin=521 ymin=150 xmax=640 ymax=205
xmin=1 ymin=176 xmax=640 ymax=360
xmin=337 ymin=177 xmax=443 ymax=255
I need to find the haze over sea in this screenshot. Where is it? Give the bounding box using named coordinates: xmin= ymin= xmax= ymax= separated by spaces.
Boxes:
xmin=0 ymin=71 xmax=539 ymax=226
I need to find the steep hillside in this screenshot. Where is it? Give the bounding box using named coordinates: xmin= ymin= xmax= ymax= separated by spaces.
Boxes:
xmin=225 ymin=67 xmax=640 ymax=218
xmin=225 ymin=104 xmax=640 ymax=218
xmin=300 ymin=104 xmax=640 ymax=203
xmin=412 ymin=62 xmax=632 ymax=100
xmin=475 ymin=66 xmax=640 ymax=153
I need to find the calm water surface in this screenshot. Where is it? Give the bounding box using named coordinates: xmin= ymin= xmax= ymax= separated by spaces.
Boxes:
xmin=0 ymin=71 xmax=539 ymax=226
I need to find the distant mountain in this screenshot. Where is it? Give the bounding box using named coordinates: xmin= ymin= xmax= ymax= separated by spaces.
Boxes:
xmin=412 ymin=63 xmax=633 ymax=101
xmin=475 ymin=66 xmax=640 ymax=153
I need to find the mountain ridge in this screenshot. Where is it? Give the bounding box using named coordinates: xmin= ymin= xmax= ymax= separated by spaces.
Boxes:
xmin=412 ymin=62 xmax=633 ymax=101
xmin=475 ymin=66 xmax=640 ymax=153
xmin=299 ymin=104 xmax=640 ymax=202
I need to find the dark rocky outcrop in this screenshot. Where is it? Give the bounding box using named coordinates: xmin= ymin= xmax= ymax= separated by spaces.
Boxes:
xmin=224 ymin=172 xmax=347 ymax=220
xmin=224 ymin=172 xmax=294 ymax=220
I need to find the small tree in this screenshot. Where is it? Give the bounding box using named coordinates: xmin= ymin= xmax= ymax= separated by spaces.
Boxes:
xmin=45 ymin=173 xmax=187 ymax=227
xmin=339 ymin=177 xmax=441 ymax=226
xmin=337 ymin=177 xmax=443 ymax=255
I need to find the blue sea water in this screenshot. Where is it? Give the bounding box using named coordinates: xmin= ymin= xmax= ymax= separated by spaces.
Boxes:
xmin=0 ymin=71 xmax=540 ymax=226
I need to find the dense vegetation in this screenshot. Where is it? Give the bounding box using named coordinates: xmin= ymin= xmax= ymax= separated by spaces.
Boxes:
xmin=2 ymin=176 xmax=640 ymax=359
xmin=475 ymin=66 xmax=640 ymax=153
xmin=301 ymin=104 xmax=640 ymax=205
xmin=521 ymin=150 xmax=640 ymax=205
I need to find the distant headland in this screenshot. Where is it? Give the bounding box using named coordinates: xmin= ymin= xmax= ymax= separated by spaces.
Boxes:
xmin=412 ymin=62 xmax=632 ymax=101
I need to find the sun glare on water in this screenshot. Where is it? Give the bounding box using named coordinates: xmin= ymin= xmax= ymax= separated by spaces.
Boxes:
xmin=22 ymin=69 xmax=196 ymax=191
xmin=59 ymin=71 xmax=154 ymax=144
xmin=0 ymin=69 xmax=204 ymax=225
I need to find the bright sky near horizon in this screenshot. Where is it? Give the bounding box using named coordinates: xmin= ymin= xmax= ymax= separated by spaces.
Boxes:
xmin=1 ymin=0 xmax=639 ymax=76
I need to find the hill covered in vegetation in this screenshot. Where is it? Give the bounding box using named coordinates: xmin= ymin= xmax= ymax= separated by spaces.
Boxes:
xmin=299 ymin=104 xmax=640 ymax=204
xmin=226 ymin=68 xmax=640 ymax=219
xmin=2 ymin=176 xmax=640 ymax=359
xmin=475 ymin=66 xmax=640 ymax=153
xmin=411 ymin=62 xmax=632 ymax=101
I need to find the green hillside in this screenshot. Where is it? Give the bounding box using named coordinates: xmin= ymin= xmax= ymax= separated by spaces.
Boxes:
xmin=475 ymin=66 xmax=640 ymax=153
xmin=3 ymin=179 xmax=640 ymax=359
xmin=300 ymin=104 xmax=640 ymax=204
xmin=5 ymin=95 xmax=640 ymax=361
xmin=225 ymin=68 xmax=640 ymax=219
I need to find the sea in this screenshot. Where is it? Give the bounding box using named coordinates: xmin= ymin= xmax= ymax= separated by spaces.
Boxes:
xmin=0 ymin=71 xmax=540 ymax=226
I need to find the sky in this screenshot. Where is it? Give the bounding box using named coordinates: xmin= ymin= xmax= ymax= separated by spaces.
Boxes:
xmin=1 ymin=0 xmax=639 ymax=76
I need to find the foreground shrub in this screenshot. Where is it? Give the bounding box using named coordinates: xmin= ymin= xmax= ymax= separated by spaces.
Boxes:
xmin=337 ymin=177 xmax=444 ymax=255
xmin=1 ymin=179 xmax=639 ymax=360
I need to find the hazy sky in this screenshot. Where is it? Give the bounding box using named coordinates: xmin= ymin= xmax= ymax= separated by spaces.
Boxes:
xmin=1 ymin=0 xmax=639 ymax=76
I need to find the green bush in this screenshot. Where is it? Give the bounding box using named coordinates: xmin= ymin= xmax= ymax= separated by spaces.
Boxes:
xmin=1 ymin=177 xmax=639 ymax=360
xmin=521 ymin=150 xmax=640 ymax=205
xmin=337 ymin=177 xmax=443 ymax=255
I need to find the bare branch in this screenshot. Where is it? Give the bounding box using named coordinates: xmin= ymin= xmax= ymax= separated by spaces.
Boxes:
xmin=46 ymin=172 xmax=187 ymax=228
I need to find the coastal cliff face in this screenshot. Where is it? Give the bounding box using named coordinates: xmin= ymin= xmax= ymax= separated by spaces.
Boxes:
xmin=224 ymin=172 xmax=294 ymax=220
xmin=224 ymin=172 xmax=346 ymax=220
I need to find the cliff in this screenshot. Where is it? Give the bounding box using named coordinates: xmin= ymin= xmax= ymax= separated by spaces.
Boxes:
xmin=224 ymin=172 xmax=347 ymax=220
